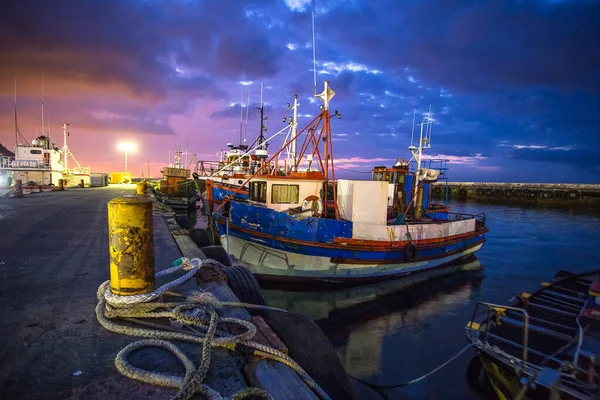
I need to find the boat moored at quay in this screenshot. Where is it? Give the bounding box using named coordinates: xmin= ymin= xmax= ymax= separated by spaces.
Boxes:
xmin=206 ymin=81 xmax=488 ymax=286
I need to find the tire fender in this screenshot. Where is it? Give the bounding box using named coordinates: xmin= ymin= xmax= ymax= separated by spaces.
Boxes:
xmin=403 ymin=243 xmax=418 ymax=260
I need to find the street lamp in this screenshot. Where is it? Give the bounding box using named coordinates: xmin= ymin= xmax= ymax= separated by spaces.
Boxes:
xmin=117 ymin=142 xmax=137 ymax=173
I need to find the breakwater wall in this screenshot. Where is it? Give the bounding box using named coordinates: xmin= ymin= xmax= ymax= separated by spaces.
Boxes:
xmin=430 ymin=182 xmax=600 ymax=208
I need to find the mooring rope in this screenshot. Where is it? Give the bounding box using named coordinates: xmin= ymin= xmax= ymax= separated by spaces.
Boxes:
xmin=349 ymin=343 xmax=474 ymax=399
xmin=97 ymin=257 xmax=330 ymax=400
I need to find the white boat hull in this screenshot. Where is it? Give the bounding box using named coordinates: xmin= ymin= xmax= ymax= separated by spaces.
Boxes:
xmin=222 ymin=234 xmax=483 ymax=283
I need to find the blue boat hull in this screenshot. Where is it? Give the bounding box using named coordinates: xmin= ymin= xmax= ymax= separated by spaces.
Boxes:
xmin=210 ymin=181 xmax=487 ymax=284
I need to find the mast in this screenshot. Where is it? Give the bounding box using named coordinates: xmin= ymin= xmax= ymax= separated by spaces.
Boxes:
xmin=175 ymin=145 xmax=181 ymax=167
xmin=256 ymin=84 xmax=267 ymax=150
xmin=63 ymin=122 xmax=69 ymax=171
xmin=410 ymin=108 xmax=416 ymax=147
xmin=42 ymin=73 xmax=44 ymax=138
xmin=414 ymin=119 xmax=424 ymax=198
xmin=291 ymin=95 xmax=299 ymax=171
xmin=13 ymin=77 xmax=30 ymax=149
xmin=14 ymin=77 xmax=17 ymax=148
xmin=408 ymin=106 xmax=433 ymax=220
xmin=312 ymin=12 xmax=317 ymax=96
xmin=244 ymin=90 xmax=251 ymax=148
xmin=239 ymin=90 xmax=243 ymax=148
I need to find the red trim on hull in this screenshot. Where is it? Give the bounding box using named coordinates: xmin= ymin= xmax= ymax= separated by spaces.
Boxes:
xmin=330 ymin=238 xmax=486 ymax=264
xmin=333 ymin=229 xmax=485 ymax=248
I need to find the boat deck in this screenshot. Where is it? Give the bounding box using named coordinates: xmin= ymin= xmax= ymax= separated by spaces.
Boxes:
xmin=466 ymin=271 xmax=600 ymax=399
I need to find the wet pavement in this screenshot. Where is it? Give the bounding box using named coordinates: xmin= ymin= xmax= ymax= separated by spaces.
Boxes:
xmin=0 ymin=186 xmax=179 ymax=399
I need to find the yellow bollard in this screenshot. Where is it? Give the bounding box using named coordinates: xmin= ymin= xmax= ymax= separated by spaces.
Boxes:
xmin=14 ymin=179 xmax=23 ymax=198
xmin=108 ymin=196 xmax=155 ymax=295
xmin=136 ymin=180 xmax=147 ymax=196
xmin=58 ymin=179 xmax=64 ymax=191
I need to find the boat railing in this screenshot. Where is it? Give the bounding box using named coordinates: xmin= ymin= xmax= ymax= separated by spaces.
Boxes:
xmin=195 ymin=160 xmax=250 ymax=177
xmin=442 ymin=211 xmax=486 ymax=227
xmin=409 ymin=158 xmax=449 ymax=175
xmin=467 ymin=301 xmax=530 ymax=370
xmin=0 ymin=156 xmax=12 ymax=168
xmin=74 ymin=166 xmax=91 ymax=174
xmin=65 ymin=166 xmax=91 ymax=175
xmin=0 ymin=157 xmax=47 ymax=169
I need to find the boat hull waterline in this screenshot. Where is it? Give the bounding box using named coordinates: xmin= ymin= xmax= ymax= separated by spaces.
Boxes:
xmin=220 ymin=230 xmax=484 ymax=284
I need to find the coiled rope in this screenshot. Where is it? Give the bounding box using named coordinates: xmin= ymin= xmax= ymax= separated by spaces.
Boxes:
xmin=97 ymin=257 xmax=331 ymax=400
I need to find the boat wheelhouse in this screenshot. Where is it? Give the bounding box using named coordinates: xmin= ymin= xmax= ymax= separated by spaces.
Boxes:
xmin=154 ymin=145 xmax=197 ymax=209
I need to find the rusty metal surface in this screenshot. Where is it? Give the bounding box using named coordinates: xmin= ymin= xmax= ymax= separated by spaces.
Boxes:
xmin=252 ymin=315 xmax=288 ymax=355
xmin=195 ymin=264 xmax=227 ymax=283
xmin=107 ymin=196 xmax=155 ymax=295
xmin=233 ymin=315 xmax=289 ymax=364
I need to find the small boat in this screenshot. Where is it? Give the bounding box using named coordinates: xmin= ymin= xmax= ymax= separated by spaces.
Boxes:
xmin=465 ymin=270 xmax=600 ymax=399
xmin=153 ymin=146 xmax=197 ymax=209
xmin=206 ymin=81 xmax=488 ymax=286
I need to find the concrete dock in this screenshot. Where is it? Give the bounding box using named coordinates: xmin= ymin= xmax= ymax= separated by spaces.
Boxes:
xmin=431 ymin=182 xmax=600 ymax=208
xmin=0 ymin=185 xmax=188 ymax=399
xmin=0 ymin=185 xmax=342 ymax=400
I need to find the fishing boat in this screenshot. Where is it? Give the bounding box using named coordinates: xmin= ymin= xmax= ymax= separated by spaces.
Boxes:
xmin=194 ymin=85 xmax=270 ymax=192
xmin=0 ymin=120 xmax=90 ymax=188
xmin=205 ymin=81 xmax=488 ymax=286
xmin=153 ymin=145 xmax=197 ymax=209
xmin=465 ymin=270 xmax=600 ymax=399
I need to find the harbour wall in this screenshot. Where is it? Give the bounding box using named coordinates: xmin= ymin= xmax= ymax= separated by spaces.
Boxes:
xmin=430 ymin=182 xmax=600 ymax=208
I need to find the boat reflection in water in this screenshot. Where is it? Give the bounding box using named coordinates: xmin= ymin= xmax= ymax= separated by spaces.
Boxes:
xmin=263 ymin=257 xmax=484 ymax=379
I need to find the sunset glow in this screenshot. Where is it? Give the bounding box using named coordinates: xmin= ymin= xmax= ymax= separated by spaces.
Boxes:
xmin=0 ymin=0 xmax=598 ymax=183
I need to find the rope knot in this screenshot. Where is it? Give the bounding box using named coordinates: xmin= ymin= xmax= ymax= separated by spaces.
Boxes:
xmin=179 ymin=257 xmax=201 ymax=271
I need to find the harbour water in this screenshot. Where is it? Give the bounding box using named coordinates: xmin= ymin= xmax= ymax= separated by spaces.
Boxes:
xmin=263 ymin=201 xmax=600 ymax=399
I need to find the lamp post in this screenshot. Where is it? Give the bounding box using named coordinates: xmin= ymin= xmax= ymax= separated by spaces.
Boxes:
xmin=117 ymin=142 xmax=137 ymax=173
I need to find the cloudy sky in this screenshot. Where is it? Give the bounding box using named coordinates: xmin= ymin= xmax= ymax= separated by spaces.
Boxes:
xmin=0 ymin=0 xmax=598 ymax=182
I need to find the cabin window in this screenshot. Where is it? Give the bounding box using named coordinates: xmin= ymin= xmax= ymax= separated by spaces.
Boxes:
xmin=393 ymin=172 xmax=405 ymax=184
xmin=372 ymin=170 xmax=392 ymax=182
xmin=249 ymin=181 xmax=267 ymax=203
xmin=271 ymin=184 xmax=299 ymax=204
xmin=30 ymin=149 xmax=42 ymax=154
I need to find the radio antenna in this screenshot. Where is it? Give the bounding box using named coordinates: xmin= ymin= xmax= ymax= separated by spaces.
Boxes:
xmin=312 ymin=12 xmax=317 ymax=96
xmin=244 ymin=89 xmax=251 ymax=145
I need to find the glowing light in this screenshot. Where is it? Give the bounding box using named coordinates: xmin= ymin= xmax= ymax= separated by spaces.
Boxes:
xmin=117 ymin=142 xmax=136 ymax=152
xmin=117 ymin=142 xmax=136 ymax=173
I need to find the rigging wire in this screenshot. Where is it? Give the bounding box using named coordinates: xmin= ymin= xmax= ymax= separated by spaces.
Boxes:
xmin=334 ymin=166 xmax=372 ymax=174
